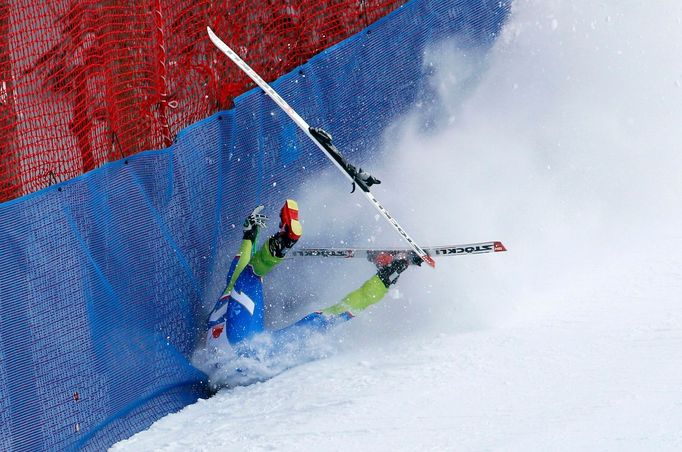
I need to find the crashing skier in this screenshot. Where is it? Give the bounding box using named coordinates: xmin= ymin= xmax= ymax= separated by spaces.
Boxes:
xmin=199 ymin=199 xmax=418 ymax=385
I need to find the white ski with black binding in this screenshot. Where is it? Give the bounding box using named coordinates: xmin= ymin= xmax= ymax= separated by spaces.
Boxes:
xmin=289 ymin=241 xmax=507 ymax=263
xmin=207 ymin=26 xmax=436 ymax=268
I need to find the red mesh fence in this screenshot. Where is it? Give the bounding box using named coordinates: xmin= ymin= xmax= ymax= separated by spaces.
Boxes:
xmin=0 ymin=0 xmax=407 ymax=203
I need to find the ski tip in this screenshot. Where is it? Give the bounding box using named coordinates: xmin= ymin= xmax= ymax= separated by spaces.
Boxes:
xmin=422 ymin=254 xmax=437 ymax=268
xmin=207 ymin=26 xmax=221 ymax=43
xmin=494 ymin=241 xmax=507 ymax=252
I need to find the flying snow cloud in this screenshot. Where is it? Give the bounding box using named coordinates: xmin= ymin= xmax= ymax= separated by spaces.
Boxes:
xmin=279 ymin=0 xmax=682 ymax=341
xmin=390 ymin=0 xmax=682 ymax=326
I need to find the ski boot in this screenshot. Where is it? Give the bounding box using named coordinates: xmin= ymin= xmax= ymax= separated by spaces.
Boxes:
xmin=370 ymin=250 xmax=421 ymax=288
xmin=268 ymin=199 xmax=302 ymax=258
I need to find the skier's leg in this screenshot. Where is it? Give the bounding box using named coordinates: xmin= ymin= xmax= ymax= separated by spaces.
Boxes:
xmin=205 ymin=241 xmax=262 ymax=342
xmin=249 ymin=236 xmax=282 ymax=277
xmin=267 ymin=276 xmax=387 ymax=347
xmin=227 ymin=198 xmax=303 ymax=341
xmin=320 ymin=274 xmax=389 ymax=316
xmin=271 ymin=257 xmax=411 ymax=344
xmin=321 ymin=256 xmax=410 ymax=316
xmin=206 ymin=201 xmax=302 ymax=347
xmin=206 ymin=205 xmax=268 ymax=347
xmin=222 ymin=264 xmax=266 ymax=344
xmin=251 ymin=199 xmax=302 ymax=276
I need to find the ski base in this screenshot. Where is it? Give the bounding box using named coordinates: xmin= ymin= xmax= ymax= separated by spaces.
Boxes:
xmin=289 ymin=241 xmax=507 ymax=263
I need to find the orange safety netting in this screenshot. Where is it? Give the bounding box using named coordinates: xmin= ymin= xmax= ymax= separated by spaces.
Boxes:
xmin=0 ymin=0 xmax=407 ymax=203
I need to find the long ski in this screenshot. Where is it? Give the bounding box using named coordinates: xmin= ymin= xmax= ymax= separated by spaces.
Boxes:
xmin=289 ymin=241 xmax=507 ymax=262
xmin=207 ymin=26 xmax=436 ymax=268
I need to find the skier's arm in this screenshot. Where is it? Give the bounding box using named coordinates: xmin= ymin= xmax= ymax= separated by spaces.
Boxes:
xmin=222 ymin=205 xmax=268 ymax=295
xmin=222 ymin=239 xmax=253 ymax=296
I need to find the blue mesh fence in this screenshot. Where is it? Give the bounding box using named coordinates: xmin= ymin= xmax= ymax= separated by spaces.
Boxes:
xmin=0 ymin=0 xmax=509 ymax=449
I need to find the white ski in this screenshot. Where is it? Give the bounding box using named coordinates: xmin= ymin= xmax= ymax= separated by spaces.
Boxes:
xmin=289 ymin=241 xmax=507 ymax=261
xmin=207 ymin=26 xmax=437 ymax=268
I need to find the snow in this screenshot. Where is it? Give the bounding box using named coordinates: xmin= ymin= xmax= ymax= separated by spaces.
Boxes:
xmin=114 ymin=251 xmax=682 ymax=451
xmin=112 ymin=1 xmax=682 ymax=450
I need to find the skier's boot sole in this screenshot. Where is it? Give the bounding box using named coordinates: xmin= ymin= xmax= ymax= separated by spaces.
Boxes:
xmin=280 ymin=199 xmax=302 ymax=241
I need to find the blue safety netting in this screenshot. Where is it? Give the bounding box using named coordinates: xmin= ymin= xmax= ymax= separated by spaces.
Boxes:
xmin=0 ymin=1 xmax=509 ymax=450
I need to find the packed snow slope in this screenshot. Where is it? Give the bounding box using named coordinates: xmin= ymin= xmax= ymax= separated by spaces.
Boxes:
xmin=113 ymin=1 xmax=682 ymax=450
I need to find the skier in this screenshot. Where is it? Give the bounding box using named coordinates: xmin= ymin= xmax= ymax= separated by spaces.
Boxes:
xmin=204 ymin=199 xmax=416 ymax=356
